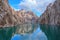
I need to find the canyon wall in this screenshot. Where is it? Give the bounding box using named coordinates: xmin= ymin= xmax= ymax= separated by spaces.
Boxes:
xmin=39 ymin=0 xmax=60 ymax=25
xmin=0 ymin=0 xmax=38 ymax=27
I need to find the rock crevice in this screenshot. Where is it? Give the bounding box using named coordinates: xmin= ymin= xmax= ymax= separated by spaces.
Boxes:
xmin=0 ymin=0 xmax=38 ymax=27
xmin=39 ymin=0 xmax=60 ymax=25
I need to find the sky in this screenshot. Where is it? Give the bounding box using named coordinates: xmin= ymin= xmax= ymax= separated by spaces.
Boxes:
xmin=8 ymin=0 xmax=55 ymax=17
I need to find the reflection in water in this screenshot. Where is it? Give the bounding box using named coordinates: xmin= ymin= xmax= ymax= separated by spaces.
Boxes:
xmin=40 ymin=24 xmax=60 ymax=40
xmin=0 ymin=27 xmax=15 ymax=40
xmin=0 ymin=24 xmax=47 ymax=40
xmin=11 ymin=26 xmax=47 ymax=40
xmin=1 ymin=24 xmax=60 ymax=40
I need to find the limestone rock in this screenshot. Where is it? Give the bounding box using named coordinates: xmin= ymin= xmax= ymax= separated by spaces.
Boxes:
xmin=0 ymin=0 xmax=38 ymax=27
xmin=39 ymin=0 xmax=60 ymax=25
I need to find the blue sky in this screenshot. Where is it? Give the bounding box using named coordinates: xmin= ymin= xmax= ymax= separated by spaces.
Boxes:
xmin=8 ymin=0 xmax=55 ymax=17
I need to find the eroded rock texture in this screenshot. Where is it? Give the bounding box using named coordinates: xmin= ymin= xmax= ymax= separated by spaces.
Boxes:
xmin=39 ymin=0 xmax=60 ymax=25
xmin=0 ymin=0 xmax=38 ymax=27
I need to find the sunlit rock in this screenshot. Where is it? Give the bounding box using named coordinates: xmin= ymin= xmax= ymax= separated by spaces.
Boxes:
xmin=39 ymin=0 xmax=60 ymax=25
xmin=0 ymin=0 xmax=38 ymax=27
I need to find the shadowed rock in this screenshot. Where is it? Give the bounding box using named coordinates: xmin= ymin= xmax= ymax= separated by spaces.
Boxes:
xmin=0 ymin=0 xmax=38 ymax=27
xmin=39 ymin=0 xmax=60 ymax=25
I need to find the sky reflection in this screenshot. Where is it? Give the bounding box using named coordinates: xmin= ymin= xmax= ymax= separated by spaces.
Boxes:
xmin=11 ymin=27 xmax=47 ymax=40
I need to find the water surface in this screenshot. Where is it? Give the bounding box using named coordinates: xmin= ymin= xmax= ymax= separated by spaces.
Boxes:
xmin=40 ymin=24 xmax=60 ymax=40
xmin=0 ymin=24 xmax=60 ymax=40
xmin=11 ymin=26 xmax=47 ymax=40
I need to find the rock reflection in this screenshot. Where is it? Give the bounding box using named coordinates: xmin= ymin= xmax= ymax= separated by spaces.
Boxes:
xmin=15 ymin=23 xmax=38 ymax=34
xmin=0 ymin=24 xmax=47 ymax=40
xmin=11 ymin=26 xmax=47 ymax=40
xmin=40 ymin=24 xmax=60 ymax=40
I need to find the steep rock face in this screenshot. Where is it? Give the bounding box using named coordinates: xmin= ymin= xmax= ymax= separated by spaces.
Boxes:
xmin=0 ymin=0 xmax=38 ymax=27
xmin=0 ymin=0 xmax=16 ymax=27
xmin=39 ymin=0 xmax=60 ymax=25
xmin=16 ymin=10 xmax=38 ymax=24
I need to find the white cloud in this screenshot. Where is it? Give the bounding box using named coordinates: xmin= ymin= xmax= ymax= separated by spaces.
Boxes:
xmin=18 ymin=0 xmax=55 ymax=16
xmin=19 ymin=0 xmax=37 ymax=9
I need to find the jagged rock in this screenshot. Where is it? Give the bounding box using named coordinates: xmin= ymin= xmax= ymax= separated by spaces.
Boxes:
xmin=0 ymin=0 xmax=38 ymax=27
xmin=39 ymin=0 xmax=60 ymax=25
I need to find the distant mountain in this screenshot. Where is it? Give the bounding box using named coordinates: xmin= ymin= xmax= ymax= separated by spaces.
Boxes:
xmin=0 ymin=0 xmax=38 ymax=27
xmin=39 ymin=0 xmax=60 ymax=25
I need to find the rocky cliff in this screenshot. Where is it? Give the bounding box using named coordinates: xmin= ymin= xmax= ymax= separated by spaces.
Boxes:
xmin=0 ymin=0 xmax=38 ymax=27
xmin=39 ymin=0 xmax=60 ymax=25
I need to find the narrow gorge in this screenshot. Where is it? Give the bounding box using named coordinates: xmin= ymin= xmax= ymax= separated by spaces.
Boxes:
xmin=0 ymin=0 xmax=38 ymax=27
xmin=39 ymin=0 xmax=60 ymax=25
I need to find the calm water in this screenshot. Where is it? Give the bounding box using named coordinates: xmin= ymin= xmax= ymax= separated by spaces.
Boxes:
xmin=0 ymin=24 xmax=60 ymax=40
xmin=40 ymin=24 xmax=60 ymax=40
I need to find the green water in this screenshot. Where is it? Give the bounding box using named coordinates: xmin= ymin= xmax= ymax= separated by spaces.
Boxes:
xmin=0 ymin=26 xmax=16 ymax=40
xmin=40 ymin=24 xmax=60 ymax=40
xmin=0 ymin=24 xmax=60 ymax=40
